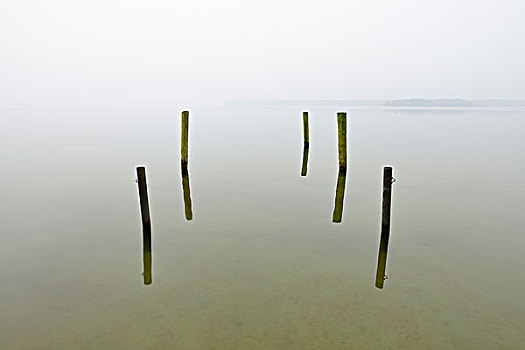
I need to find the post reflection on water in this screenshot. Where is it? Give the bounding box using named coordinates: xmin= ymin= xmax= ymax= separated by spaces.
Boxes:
xmin=332 ymin=168 xmax=347 ymax=223
xmin=181 ymin=163 xmax=193 ymax=221
xmin=375 ymin=167 xmax=394 ymax=289
xmin=301 ymin=143 xmax=309 ymax=176
xmin=375 ymin=228 xmax=388 ymax=289
xmin=136 ymin=166 xmax=152 ymax=285
xmin=142 ymin=227 xmax=152 ymax=285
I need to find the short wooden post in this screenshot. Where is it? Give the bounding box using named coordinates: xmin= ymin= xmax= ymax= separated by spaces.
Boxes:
xmin=332 ymin=168 xmax=347 ymax=223
xmin=143 ymin=227 xmax=152 ymax=285
xmin=337 ymin=112 xmax=347 ymax=170
xmin=301 ymin=111 xmax=310 ymax=176
xmin=136 ymin=166 xmax=152 ymax=285
xmin=303 ymin=111 xmax=309 ymax=146
xmin=181 ymin=111 xmax=189 ymax=165
xmin=136 ymin=167 xmax=151 ymax=230
xmin=181 ymin=164 xmax=193 ymax=220
xmin=375 ymin=166 xmax=394 ymax=289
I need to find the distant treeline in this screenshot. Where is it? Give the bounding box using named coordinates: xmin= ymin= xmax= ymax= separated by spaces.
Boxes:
xmin=233 ymin=99 xmax=525 ymax=107
xmin=383 ymin=99 xmax=525 ymax=107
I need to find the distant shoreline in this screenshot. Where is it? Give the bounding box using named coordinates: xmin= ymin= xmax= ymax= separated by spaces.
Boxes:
xmin=232 ymin=99 xmax=525 ymax=107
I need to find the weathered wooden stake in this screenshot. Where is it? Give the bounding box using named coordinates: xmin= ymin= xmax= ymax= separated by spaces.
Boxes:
xmin=375 ymin=166 xmax=394 ymax=289
xmin=181 ymin=111 xmax=189 ymax=165
xmin=143 ymin=227 xmax=152 ymax=285
xmin=136 ymin=166 xmax=152 ymax=285
xmin=332 ymin=168 xmax=347 ymax=223
xmin=337 ymin=112 xmax=347 ymax=170
xmin=301 ymin=143 xmax=309 ymax=176
xmin=301 ymin=111 xmax=310 ymax=176
xmin=303 ymin=111 xmax=309 ymax=146
xmin=181 ymin=163 xmax=193 ymax=220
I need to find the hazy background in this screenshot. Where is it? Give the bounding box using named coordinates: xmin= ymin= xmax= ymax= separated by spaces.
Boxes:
xmin=1 ymin=0 xmax=524 ymax=109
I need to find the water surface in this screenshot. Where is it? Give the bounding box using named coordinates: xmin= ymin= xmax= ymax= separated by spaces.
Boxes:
xmin=1 ymin=105 xmax=524 ymax=349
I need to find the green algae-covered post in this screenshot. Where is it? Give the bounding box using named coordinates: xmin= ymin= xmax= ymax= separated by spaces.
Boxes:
xmin=181 ymin=111 xmax=189 ymax=165
xmin=143 ymin=227 xmax=152 ymax=285
xmin=136 ymin=166 xmax=152 ymax=285
xmin=301 ymin=111 xmax=310 ymax=176
xmin=332 ymin=112 xmax=348 ymax=222
xmin=332 ymin=168 xmax=347 ymax=223
xmin=303 ymin=111 xmax=309 ymax=146
xmin=375 ymin=166 xmax=394 ymax=289
xmin=181 ymin=163 xmax=193 ymax=220
xmin=180 ymin=110 xmax=192 ymax=220
xmin=337 ymin=112 xmax=347 ymax=169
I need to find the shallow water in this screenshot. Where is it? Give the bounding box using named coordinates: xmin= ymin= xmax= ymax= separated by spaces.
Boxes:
xmin=1 ymin=105 xmax=524 ymax=349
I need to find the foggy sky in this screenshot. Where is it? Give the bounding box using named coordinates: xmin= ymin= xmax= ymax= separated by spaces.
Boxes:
xmin=1 ymin=0 xmax=524 ymax=108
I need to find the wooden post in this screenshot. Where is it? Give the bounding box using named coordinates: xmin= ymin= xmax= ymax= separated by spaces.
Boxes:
xmin=143 ymin=227 xmax=152 ymax=285
xmin=136 ymin=167 xmax=151 ymax=230
xmin=332 ymin=113 xmax=348 ymax=222
xmin=181 ymin=111 xmax=189 ymax=165
xmin=181 ymin=164 xmax=193 ymax=220
xmin=337 ymin=112 xmax=347 ymax=170
xmin=136 ymin=166 xmax=152 ymax=285
xmin=332 ymin=168 xmax=347 ymax=223
xmin=301 ymin=143 xmax=309 ymax=176
xmin=301 ymin=111 xmax=310 ymax=176
xmin=375 ymin=166 xmax=394 ymax=289
xmin=303 ymin=111 xmax=309 ymax=146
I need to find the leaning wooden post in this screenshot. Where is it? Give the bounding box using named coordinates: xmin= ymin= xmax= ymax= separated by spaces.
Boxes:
xmin=337 ymin=112 xmax=347 ymax=170
xmin=181 ymin=111 xmax=189 ymax=166
xmin=375 ymin=166 xmax=394 ymax=289
xmin=136 ymin=166 xmax=152 ymax=285
xmin=303 ymin=111 xmax=309 ymax=147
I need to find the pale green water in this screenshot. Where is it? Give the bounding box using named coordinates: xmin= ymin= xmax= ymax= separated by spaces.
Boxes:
xmin=1 ymin=105 xmax=524 ymax=349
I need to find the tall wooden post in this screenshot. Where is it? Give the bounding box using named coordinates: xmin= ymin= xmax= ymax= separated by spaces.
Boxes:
xmin=337 ymin=112 xmax=347 ymax=170
xmin=375 ymin=166 xmax=394 ymax=289
xmin=180 ymin=110 xmax=193 ymax=220
xmin=181 ymin=111 xmax=189 ymax=166
xmin=332 ymin=112 xmax=348 ymax=222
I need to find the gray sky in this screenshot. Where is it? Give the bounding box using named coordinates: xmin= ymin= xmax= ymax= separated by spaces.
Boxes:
xmin=1 ymin=0 xmax=524 ymax=108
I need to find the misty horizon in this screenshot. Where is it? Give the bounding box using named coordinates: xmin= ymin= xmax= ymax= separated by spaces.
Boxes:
xmin=2 ymin=0 xmax=525 ymax=109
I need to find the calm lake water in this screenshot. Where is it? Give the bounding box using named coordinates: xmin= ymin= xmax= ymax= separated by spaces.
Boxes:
xmin=2 ymin=105 xmax=524 ymax=349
